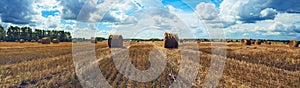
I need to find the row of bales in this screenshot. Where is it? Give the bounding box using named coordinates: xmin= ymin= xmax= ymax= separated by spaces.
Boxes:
xmin=90 ymin=35 xmax=124 ymax=48
xmin=240 ymin=39 xmax=299 ymax=47
xmin=15 ymin=37 xmax=60 ymax=44
xmin=89 ymin=33 xmax=299 ymax=48
xmin=91 ymin=32 xmax=179 ymax=48
xmin=241 ymin=39 xmax=272 ymax=45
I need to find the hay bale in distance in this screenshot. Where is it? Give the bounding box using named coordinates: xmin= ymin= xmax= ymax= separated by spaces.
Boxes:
xmin=254 ymin=40 xmax=262 ymax=45
xmin=251 ymin=40 xmax=255 ymax=44
xmin=72 ymin=40 xmax=78 ymax=43
xmin=37 ymin=39 xmax=42 ymax=43
xmin=241 ymin=39 xmax=251 ymax=45
xmin=91 ymin=38 xmax=97 ymax=44
xmin=226 ymin=40 xmax=230 ymax=43
xmin=164 ymin=33 xmax=179 ymax=48
xmin=108 ymin=35 xmax=123 ymax=48
xmin=19 ymin=39 xmax=25 ymax=43
xmin=240 ymin=39 xmax=245 ymax=44
xmin=41 ymin=37 xmax=51 ymax=44
xmin=52 ymin=38 xmax=59 ymax=44
xmin=180 ymin=40 xmax=184 ymax=43
xmin=31 ymin=40 xmax=36 ymax=42
xmin=289 ymin=40 xmax=299 ymax=47
xmin=197 ymin=40 xmax=202 ymax=44
xmin=265 ymin=41 xmax=271 ymax=45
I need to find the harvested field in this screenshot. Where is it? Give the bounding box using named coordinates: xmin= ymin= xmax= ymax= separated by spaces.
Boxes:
xmin=0 ymin=42 xmax=299 ymax=87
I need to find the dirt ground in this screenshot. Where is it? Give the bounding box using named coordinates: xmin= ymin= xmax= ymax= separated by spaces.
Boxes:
xmin=0 ymin=41 xmax=299 ymax=87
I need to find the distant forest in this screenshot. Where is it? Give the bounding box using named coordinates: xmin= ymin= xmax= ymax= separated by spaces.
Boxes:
xmin=0 ymin=25 xmax=72 ymax=42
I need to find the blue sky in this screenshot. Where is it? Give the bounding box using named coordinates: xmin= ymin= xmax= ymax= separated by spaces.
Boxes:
xmin=0 ymin=0 xmax=300 ymax=40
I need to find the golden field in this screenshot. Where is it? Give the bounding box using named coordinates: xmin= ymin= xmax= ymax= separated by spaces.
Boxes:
xmin=0 ymin=41 xmax=299 ymax=87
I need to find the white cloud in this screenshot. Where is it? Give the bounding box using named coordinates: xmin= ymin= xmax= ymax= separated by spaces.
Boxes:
xmin=35 ymin=0 xmax=61 ymax=11
xmin=132 ymin=0 xmax=164 ymax=9
xmin=217 ymin=0 xmax=300 ymax=40
xmin=167 ymin=5 xmax=208 ymax=38
xmin=196 ymin=2 xmax=218 ymax=20
xmin=260 ymin=8 xmax=277 ymax=18
xmin=195 ymin=2 xmax=225 ymax=30
xmin=225 ymin=12 xmax=300 ymax=39
xmin=117 ymin=16 xmax=138 ymax=25
xmin=111 ymin=7 xmax=198 ymax=39
xmin=73 ymin=23 xmax=98 ymax=38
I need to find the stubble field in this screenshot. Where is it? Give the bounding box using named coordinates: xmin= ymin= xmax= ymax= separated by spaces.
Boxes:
xmin=0 ymin=41 xmax=299 ymax=87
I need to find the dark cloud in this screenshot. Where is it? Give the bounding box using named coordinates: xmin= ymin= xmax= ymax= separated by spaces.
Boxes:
xmin=0 ymin=0 xmax=37 ymax=24
xmin=60 ymin=0 xmax=86 ymax=20
xmin=100 ymin=12 xmax=120 ymax=22
xmin=268 ymin=0 xmax=300 ymax=13
xmin=293 ymin=29 xmax=300 ymax=33
xmin=221 ymin=0 xmax=300 ymax=23
xmin=60 ymin=0 xmax=121 ymax=23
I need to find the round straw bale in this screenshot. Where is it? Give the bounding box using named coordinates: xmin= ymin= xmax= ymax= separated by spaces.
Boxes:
xmin=251 ymin=40 xmax=255 ymax=44
xmin=265 ymin=41 xmax=271 ymax=45
xmin=164 ymin=33 xmax=179 ymax=48
xmin=91 ymin=38 xmax=97 ymax=44
xmin=37 ymin=39 xmax=42 ymax=43
xmin=108 ymin=35 xmax=123 ymax=48
xmin=288 ymin=40 xmax=299 ymax=47
xmin=240 ymin=39 xmax=245 ymax=44
xmin=72 ymin=40 xmax=78 ymax=43
xmin=226 ymin=40 xmax=230 ymax=43
xmin=197 ymin=40 xmax=202 ymax=44
xmin=241 ymin=39 xmax=251 ymax=45
xmin=19 ymin=39 xmax=25 ymax=43
xmin=52 ymin=38 xmax=59 ymax=44
xmin=41 ymin=37 xmax=51 ymax=44
xmin=254 ymin=40 xmax=262 ymax=45
xmin=31 ymin=40 xmax=36 ymax=42
xmin=180 ymin=40 xmax=184 ymax=43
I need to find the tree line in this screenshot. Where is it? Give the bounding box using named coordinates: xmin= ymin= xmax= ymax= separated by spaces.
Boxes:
xmin=0 ymin=25 xmax=72 ymax=42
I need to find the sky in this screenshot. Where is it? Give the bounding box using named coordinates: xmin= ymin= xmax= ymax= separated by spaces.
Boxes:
xmin=0 ymin=0 xmax=300 ymax=40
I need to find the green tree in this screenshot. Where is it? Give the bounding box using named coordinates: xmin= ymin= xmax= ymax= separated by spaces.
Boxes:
xmin=65 ymin=32 xmax=72 ymax=42
xmin=58 ymin=30 xmax=66 ymax=42
xmin=0 ymin=25 xmax=6 ymax=41
xmin=1 ymin=25 xmax=72 ymax=42
xmin=46 ymin=30 xmax=51 ymax=38
xmin=20 ymin=27 xmax=27 ymax=40
xmin=27 ymin=27 xmax=33 ymax=40
xmin=51 ymin=30 xmax=59 ymax=39
xmin=7 ymin=26 xmax=21 ymax=41
xmin=96 ymin=37 xmax=106 ymax=41
xmin=35 ymin=29 xmax=43 ymax=39
xmin=42 ymin=30 xmax=46 ymax=38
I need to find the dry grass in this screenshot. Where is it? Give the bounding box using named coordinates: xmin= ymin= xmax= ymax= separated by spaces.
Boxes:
xmin=0 ymin=42 xmax=299 ymax=87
